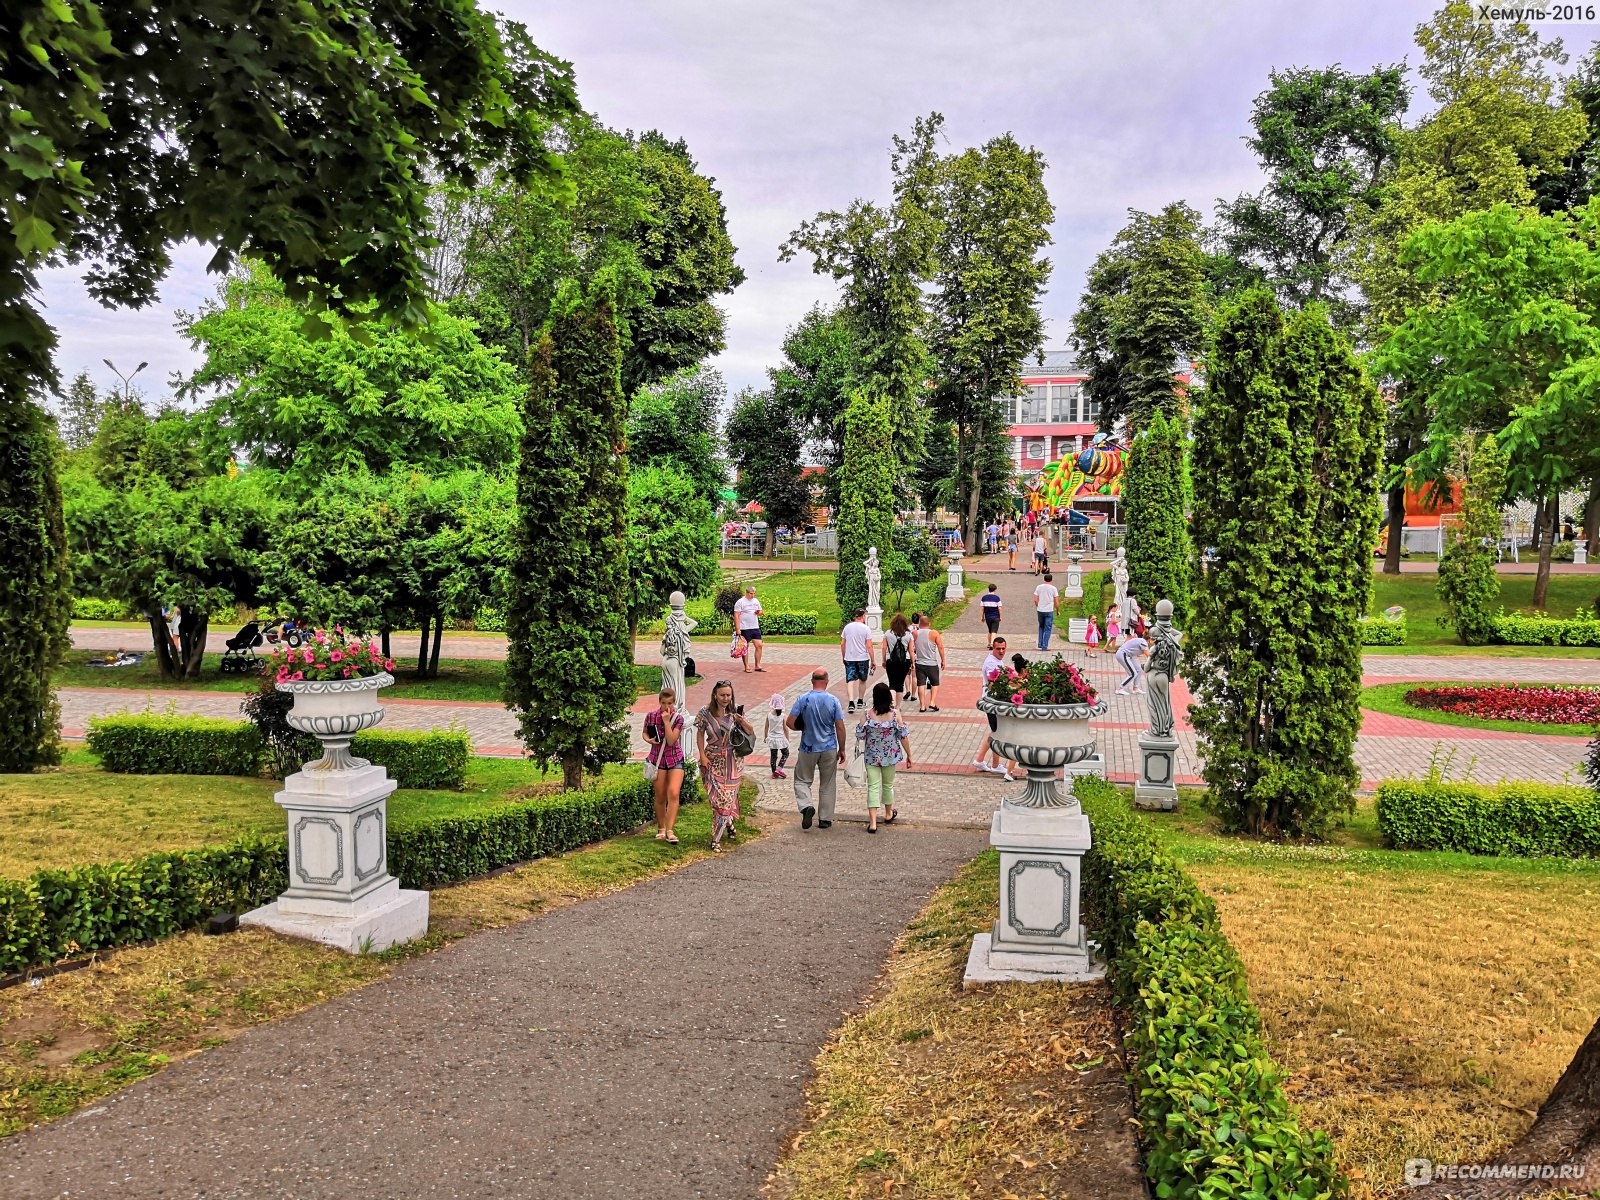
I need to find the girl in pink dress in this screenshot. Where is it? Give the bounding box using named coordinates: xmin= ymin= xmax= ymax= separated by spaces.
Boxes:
xmin=1084 ymin=615 xmax=1101 ymax=656
xmin=1105 ymin=605 xmax=1122 ymax=651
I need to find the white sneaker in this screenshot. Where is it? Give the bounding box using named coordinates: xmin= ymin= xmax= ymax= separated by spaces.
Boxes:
xmin=1001 ymin=771 xmax=1015 ymax=782
xmin=972 ymin=760 xmax=990 ymax=772
xmin=1115 ymin=688 xmax=1130 ymax=696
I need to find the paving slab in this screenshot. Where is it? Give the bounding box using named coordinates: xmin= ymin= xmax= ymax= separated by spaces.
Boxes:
xmin=0 ymin=822 xmax=983 ymax=1200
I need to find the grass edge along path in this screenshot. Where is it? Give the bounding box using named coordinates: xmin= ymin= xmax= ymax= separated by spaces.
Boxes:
xmin=767 ymin=848 xmax=1144 ymax=1199
xmin=0 ymin=785 xmax=761 ymax=1138
xmin=1361 ymin=680 xmax=1600 ymax=739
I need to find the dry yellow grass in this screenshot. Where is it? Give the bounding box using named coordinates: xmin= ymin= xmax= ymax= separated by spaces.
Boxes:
xmin=1188 ymin=859 xmax=1600 ymax=1198
xmin=1 ymin=792 xmax=760 ymax=1137
xmin=766 ymin=850 xmax=1145 ymax=1200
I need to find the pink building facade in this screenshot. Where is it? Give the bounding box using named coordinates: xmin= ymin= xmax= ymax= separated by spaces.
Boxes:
xmin=1003 ymin=351 xmax=1099 ymax=482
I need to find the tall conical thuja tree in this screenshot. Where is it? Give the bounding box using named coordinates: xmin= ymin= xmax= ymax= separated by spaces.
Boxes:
xmin=1121 ymin=409 xmax=1191 ymax=618
xmin=505 ymin=294 xmax=633 ymax=790
xmin=1186 ymin=288 xmax=1382 ymax=838
xmin=835 ymin=392 xmax=895 ymax=617
xmin=0 ymin=397 xmax=71 ymax=770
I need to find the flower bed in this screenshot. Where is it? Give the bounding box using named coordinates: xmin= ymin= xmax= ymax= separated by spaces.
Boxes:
xmin=1403 ymin=683 xmax=1600 ymax=726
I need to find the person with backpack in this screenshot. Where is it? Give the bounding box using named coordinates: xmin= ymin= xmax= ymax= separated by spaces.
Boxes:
xmin=883 ymin=613 xmax=914 ymax=702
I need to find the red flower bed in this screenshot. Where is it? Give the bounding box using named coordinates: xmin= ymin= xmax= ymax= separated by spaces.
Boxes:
xmin=1404 ymin=684 xmax=1600 ymax=726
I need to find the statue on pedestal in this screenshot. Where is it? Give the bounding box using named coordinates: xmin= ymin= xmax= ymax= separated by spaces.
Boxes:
xmin=1145 ymin=598 xmax=1183 ymax=739
xmin=660 ymin=590 xmax=698 ymax=705
xmin=864 ymin=546 xmax=882 ymax=613
xmin=1111 ymin=546 xmax=1130 ymax=615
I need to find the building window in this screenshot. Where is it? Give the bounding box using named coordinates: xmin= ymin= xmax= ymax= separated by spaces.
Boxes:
xmin=1084 ymin=392 xmax=1102 ymax=425
xmin=1052 ymin=383 xmax=1081 ymax=423
xmin=1019 ymin=384 xmax=1049 ymax=423
xmin=1025 ymin=439 xmax=1046 ymax=460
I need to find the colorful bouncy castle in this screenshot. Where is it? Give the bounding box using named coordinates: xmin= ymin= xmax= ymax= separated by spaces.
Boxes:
xmin=1027 ymin=436 xmax=1128 ymax=516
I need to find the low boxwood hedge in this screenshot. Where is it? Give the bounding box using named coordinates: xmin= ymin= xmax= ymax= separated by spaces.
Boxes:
xmin=1358 ymin=615 xmax=1407 ymax=645
xmin=72 ymin=597 xmax=134 ymax=621
xmin=352 ymin=729 xmax=471 ymax=790
xmin=1491 ymin=611 xmax=1600 ymax=646
xmin=88 ymin=714 xmax=263 ymax=776
xmin=0 ymin=772 xmax=671 ymax=975
xmin=1076 ymin=776 xmax=1342 ymax=1199
xmin=1375 ymin=777 xmax=1600 ymax=857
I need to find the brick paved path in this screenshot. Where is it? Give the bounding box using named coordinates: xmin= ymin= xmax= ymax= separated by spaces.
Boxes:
xmin=64 ymin=582 xmax=1596 ymax=828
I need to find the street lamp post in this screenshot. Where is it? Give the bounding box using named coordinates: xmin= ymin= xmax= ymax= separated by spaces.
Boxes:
xmin=102 ymin=357 xmax=147 ymax=405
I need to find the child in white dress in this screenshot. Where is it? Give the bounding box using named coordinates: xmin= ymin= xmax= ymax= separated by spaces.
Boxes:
xmin=764 ymin=692 xmax=791 ymax=778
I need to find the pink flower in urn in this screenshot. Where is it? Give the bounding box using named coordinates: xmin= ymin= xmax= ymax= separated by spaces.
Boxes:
xmin=330 ymin=650 xmax=343 ymax=662
xmin=384 ymin=659 xmax=396 ymax=671
xmin=291 ymin=670 xmax=304 ymax=681
xmin=369 ymin=641 xmax=381 ymax=656
xmin=314 ymin=631 xmax=327 ymax=644
xmin=1011 ymin=692 xmax=1025 ymax=704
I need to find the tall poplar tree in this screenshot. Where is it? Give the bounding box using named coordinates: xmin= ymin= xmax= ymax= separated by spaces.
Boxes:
xmin=1121 ymin=411 xmax=1191 ymax=617
xmin=1187 ymin=289 xmax=1382 ymax=838
xmin=835 ymin=393 xmax=895 ymax=617
xmin=505 ymin=294 xmax=633 ymax=790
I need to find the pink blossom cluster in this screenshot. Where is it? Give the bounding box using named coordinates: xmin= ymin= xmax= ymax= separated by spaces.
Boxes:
xmin=268 ymin=624 xmax=395 ymax=684
xmin=985 ymin=655 xmax=1098 ymax=706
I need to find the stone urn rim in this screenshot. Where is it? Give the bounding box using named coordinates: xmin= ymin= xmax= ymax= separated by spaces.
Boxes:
xmin=275 ymin=671 xmax=395 ymax=696
xmin=976 ymin=692 xmax=1108 ymax=721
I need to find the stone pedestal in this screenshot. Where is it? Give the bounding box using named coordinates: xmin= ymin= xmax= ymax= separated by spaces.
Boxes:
xmin=1133 ymin=732 xmax=1180 ymax=811
xmin=242 ymin=763 xmax=428 ymax=953
xmin=1577 ymin=542 xmax=1589 ymax=565
xmin=964 ymin=802 xmax=1104 ymax=986
xmin=1063 ymin=551 xmax=1084 ymax=601
xmin=866 ymin=604 xmax=884 ymax=645
xmin=1063 ymin=754 xmax=1105 ymax=781
xmin=945 ymin=554 xmax=965 ymax=602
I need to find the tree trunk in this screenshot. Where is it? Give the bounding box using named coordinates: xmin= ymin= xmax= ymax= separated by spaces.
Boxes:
xmin=381 ymin=627 xmax=391 ymax=659
xmin=1383 ymin=482 xmax=1406 ymax=574
xmin=763 ymin=526 xmax=775 ymax=557
xmin=429 ymin=613 xmax=443 ymax=677
xmin=178 ymin=611 xmax=208 ymax=679
xmin=964 ymin=414 xmax=984 ymax=551
xmin=417 ymin=614 xmax=431 ymax=678
xmin=562 ymin=753 xmax=583 ymax=792
xmin=1584 ymin=477 xmax=1600 ymax=548
xmin=146 ymin=612 xmax=179 ymax=680
xmin=1411 ymin=1012 xmax=1600 ymax=1199
xmin=1533 ymin=494 xmax=1557 ymax=610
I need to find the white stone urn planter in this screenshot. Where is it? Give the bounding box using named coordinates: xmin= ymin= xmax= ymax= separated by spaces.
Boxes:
xmin=279 ymin=671 xmax=393 ymax=771
xmin=977 ymin=692 xmax=1108 ymax=810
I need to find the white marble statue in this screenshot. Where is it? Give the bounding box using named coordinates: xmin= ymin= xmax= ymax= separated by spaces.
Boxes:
xmin=1111 ymin=546 xmax=1130 ymax=615
xmin=660 ymin=590 xmax=699 ymax=706
xmin=864 ymin=545 xmax=882 ymax=612
xmin=1145 ymin=599 xmax=1183 ymax=739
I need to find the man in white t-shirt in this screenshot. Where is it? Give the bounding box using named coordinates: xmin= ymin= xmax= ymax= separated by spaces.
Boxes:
xmin=1032 ymin=532 xmax=1048 ymax=575
xmin=839 ymin=608 xmax=876 ymax=713
xmin=733 ymin=586 xmax=765 ymax=674
xmin=1033 ymin=571 xmax=1059 ymax=651
xmin=971 ymin=636 xmax=1014 ymax=780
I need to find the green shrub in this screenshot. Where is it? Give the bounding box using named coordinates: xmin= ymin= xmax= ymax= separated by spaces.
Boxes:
xmin=352 ymin=729 xmax=471 ymax=790
xmin=1358 ymin=615 xmax=1407 ymax=645
xmin=72 ymin=597 xmax=133 ymax=621
xmin=1375 ymin=777 xmax=1600 ymax=857
xmin=88 ymin=714 xmax=262 ymax=776
xmin=761 ymin=610 xmax=819 ymax=635
xmin=0 ymin=771 xmax=676 ymax=974
xmin=1491 ymin=611 xmax=1600 ymax=646
xmin=1083 ymin=568 xmax=1113 ymax=625
xmin=712 ymin=583 xmax=743 ymax=625
xmin=913 ymin=574 xmax=948 ymax=619
xmin=1075 ymin=776 xmax=1342 ymax=1199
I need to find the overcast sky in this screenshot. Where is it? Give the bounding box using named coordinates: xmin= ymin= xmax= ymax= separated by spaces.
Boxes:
xmin=41 ymin=0 xmax=1446 ymax=405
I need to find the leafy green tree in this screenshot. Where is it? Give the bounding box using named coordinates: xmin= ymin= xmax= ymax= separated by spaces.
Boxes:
xmin=1121 ymin=411 xmax=1191 ymax=617
xmin=926 ymin=133 xmax=1054 ymax=546
xmin=1070 ymin=203 xmax=1208 ymax=433
xmin=504 ymin=294 xmax=633 ymax=790
xmin=767 ymin=304 xmax=859 ymax=503
xmin=183 ymin=265 xmax=521 ymax=491
xmin=1374 ymin=201 xmax=1600 ymax=608
xmin=1187 ymin=289 xmax=1382 ymax=838
xmin=1216 ymin=64 xmax=1408 ymax=325
xmin=782 ymin=115 xmax=943 ymax=476
xmin=626 ymin=466 xmax=719 ymax=642
xmin=724 ymin=388 xmax=811 ymax=555
xmin=86 ymin=396 xmax=153 ymax=489
xmin=1437 ymin=435 xmax=1509 ymax=644
xmin=54 ymin=371 xmax=106 ymax=452
xmin=627 ymin=364 xmax=725 ymax=504
xmin=137 ymin=407 xmax=214 ymax=489
xmin=835 ymin=393 xmax=896 ymax=616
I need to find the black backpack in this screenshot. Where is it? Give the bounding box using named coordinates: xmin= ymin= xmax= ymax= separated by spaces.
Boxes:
xmin=887 ymin=633 xmax=910 ymax=667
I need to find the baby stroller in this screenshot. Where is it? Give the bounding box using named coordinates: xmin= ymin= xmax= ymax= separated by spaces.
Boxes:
xmin=220 ymin=621 xmax=265 ymax=674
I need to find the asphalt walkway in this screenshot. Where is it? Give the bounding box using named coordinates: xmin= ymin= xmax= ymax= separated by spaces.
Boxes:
xmin=0 ymin=821 xmax=983 ymax=1200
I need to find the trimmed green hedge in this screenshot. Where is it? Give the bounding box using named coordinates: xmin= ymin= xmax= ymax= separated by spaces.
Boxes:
xmin=0 ymin=772 xmax=673 ymax=974
xmin=72 ymin=597 xmax=133 ymax=621
xmin=353 ymin=729 xmax=471 ymax=790
xmin=914 ymin=573 xmax=948 ymax=618
xmin=88 ymin=714 xmax=262 ymax=776
xmin=1358 ymin=615 xmax=1407 ymax=645
xmin=1491 ymin=612 xmax=1600 ymax=646
xmin=1375 ymin=777 xmax=1600 ymax=857
xmin=1076 ymin=776 xmax=1342 ymax=1199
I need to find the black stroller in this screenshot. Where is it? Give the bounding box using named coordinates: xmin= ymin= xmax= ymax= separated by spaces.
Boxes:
xmin=220 ymin=621 xmax=265 ymax=674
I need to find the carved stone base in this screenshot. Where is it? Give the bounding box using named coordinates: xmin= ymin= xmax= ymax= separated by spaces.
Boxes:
xmin=242 ymin=884 xmax=428 ymax=954
xmin=962 ymin=933 xmax=1106 ymax=987
xmin=987 ymin=804 xmax=1093 ymax=968
xmin=866 ymin=603 xmax=884 ymax=645
xmin=1134 ymin=732 xmax=1180 ymax=811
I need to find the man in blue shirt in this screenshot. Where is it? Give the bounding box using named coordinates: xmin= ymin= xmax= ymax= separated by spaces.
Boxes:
xmin=785 ymin=668 xmax=848 ymax=829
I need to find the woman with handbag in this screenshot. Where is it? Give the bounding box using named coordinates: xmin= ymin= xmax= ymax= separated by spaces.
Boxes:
xmin=643 ymin=686 xmax=687 ymax=845
xmin=854 ymin=682 xmax=912 ymax=833
xmin=697 ymin=680 xmax=755 ymax=851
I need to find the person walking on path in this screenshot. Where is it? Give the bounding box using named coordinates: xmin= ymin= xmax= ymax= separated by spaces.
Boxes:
xmin=883 ymin=613 xmax=914 ymax=702
xmin=1032 ymin=529 xmax=1049 ymax=575
xmin=979 ymin=582 xmax=1002 ymax=647
xmin=1006 ymin=523 xmax=1019 ymax=571
xmin=643 ymin=686 xmax=687 ymax=845
xmin=733 ymin=585 xmax=765 ymax=674
xmin=840 ymin=608 xmax=876 ymax=713
xmin=1033 ymin=571 xmax=1059 ymax=651
xmin=970 ymin=637 xmax=1014 ymax=780
xmin=912 ymin=613 xmax=946 ymax=712
xmin=697 ymin=680 xmax=754 ymax=851
xmin=1105 ymin=603 xmax=1122 ymax=652
xmin=786 ymin=669 xmax=847 ymax=829
xmin=1085 ymin=613 xmax=1101 ymax=656
xmin=985 ymin=519 xmax=1000 ymax=556
xmin=1115 ymin=632 xmax=1150 ymax=695
xmin=764 ymin=692 xmax=790 ymax=779
xmin=856 ymin=682 xmax=912 ymax=832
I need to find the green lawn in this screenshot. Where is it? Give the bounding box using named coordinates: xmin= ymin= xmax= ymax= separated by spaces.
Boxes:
xmin=0 ymin=751 xmax=618 ymax=878
xmin=1368 ymin=572 xmax=1598 ymax=646
xmin=1360 ymin=680 xmax=1599 ymax=738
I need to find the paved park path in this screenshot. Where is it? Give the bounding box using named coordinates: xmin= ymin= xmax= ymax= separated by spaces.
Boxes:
xmin=0 ymin=821 xmax=983 ymax=1199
